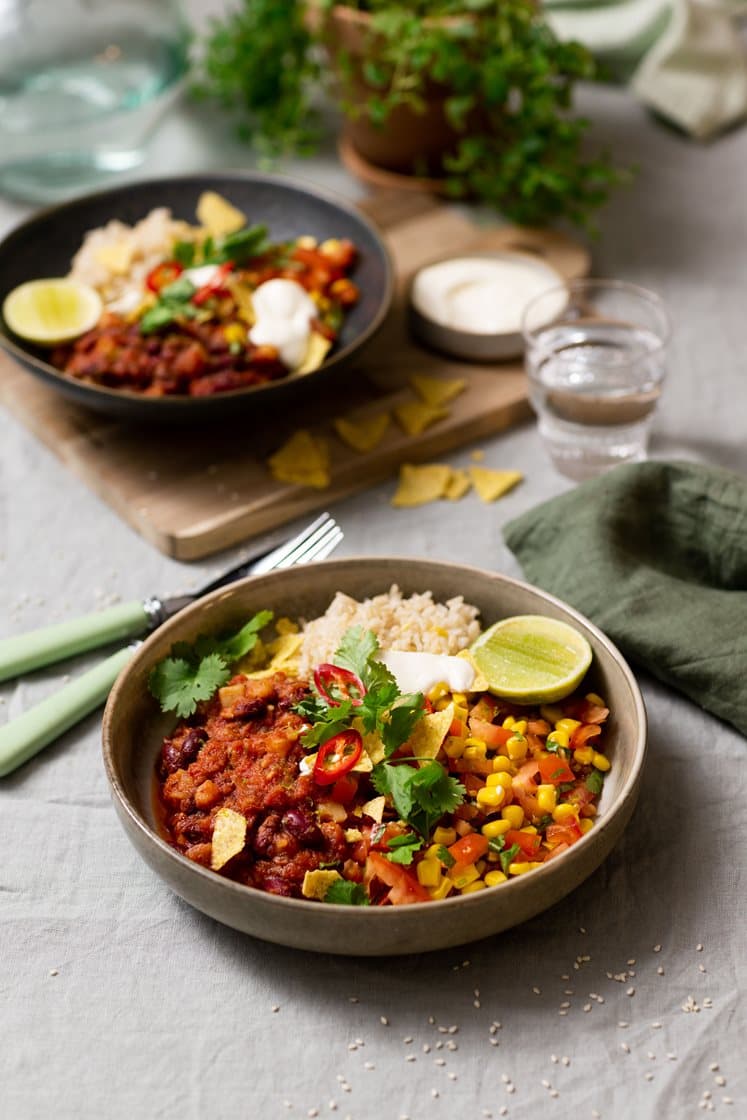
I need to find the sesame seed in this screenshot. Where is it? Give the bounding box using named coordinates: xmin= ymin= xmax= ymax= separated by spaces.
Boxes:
xmin=560 ymin=1002 xmax=570 ymax=1010
xmin=541 ymin=1079 xmax=551 ymax=1089
xmin=696 ymin=943 xmax=704 ymax=952
xmin=405 ymin=1056 xmax=416 ymax=1063
xmin=551 ymin=1055 xmax=559 ymax=1064
xmin=627 ymin=959 xmax=636 ymax=965
xmin=703 ymin=1091 xmax=712 ymax=1100
xmin=499 ymin=1109 xmax=508 ymax=1117
xmin=559 ymin=1010 xmax=568 ymax=1017
xmin=492 ymin=1021 xmax=502 ymax=1030
xmin=431 ymin=1089 xmax=440 ymax=1099
xmin=474 ymin=989 xmax=480 ymax=998
xmin=644 ymin=1073 xmax=654 ymax=1082
xmin=621 ymin=1043 xmax=630 ymax=1054
xmin=667 ymin=1054 xmax=677 ymax=1061
xmin=562 ymin=1057 xmax=570 ymax=1067
xmin=482 ymin=1111 xmax=493 ymax=1118
xmin=474 ymin=1000 xmax=481 ymax=1009
xmin=363 ymin=1062 xmax=374 ymax=1071
xmin=709 ymin=1064 xmax=720 ymax=1072
xmin=329 ymin=1102 xmax=337 ymax=1111
xmin=489 ymin=1038 xmax=499 ymax=1046
xmin=437 ymin=1026 xmax=449 ymax=1034
xmin=423 ymin=1044 xmax=431 ymax=1053
xmin=583 ymin=1004 xmax=592 ymax=1013
xmin=48 ymin=969 xmax=59 ymax=977
xmin=550 ymin=1090 xmax=560 ymax=1099
xmin=657 ymin=966 xmax=665 ymax=975
xmin=506 ymin=1085 xmax=516 ymax=1095
xmin=579 ymin=926 xmax=587 ymax=933
xmin=715 ymin=1076 xmax=726 ymax=1087
xmin=647 ymin=1052 xmax=656 ymax=1060
xmin=651 ymin=1022 xmax=663 ymax=1030
xmin=434 ymin=1059 xmax=446 ymax=1067
xmin=564 ymin=989 xmax=574 ymax=996
xmin=436 ymin=1041 xmax=444 ymax=1050
xmin=355 ymin=1038 xmax=363 ymax=1046
xmin=653 ymin=944 xmax=662 ymax=952
xmin=703 ymin=998 xmax=713 ymax=1008
xmin=347 ymin=1044 xmax=357 ymax=1052
xmin=723 ymin=1097 xmax=733 ymax=1104
xmin=380 ymin=1016 xmax=389 ymax=1026
xmin=403 ymin=1037 xmax=413 ymax=1044
xmin=448 ymin=1073 xmax=457 ymax=1081
xmin=308 ymin=1110 xmax=319 ymax=1118
xmin=446 ymin=1041 xmax=458 ymax=1051
xmin=698 ymin=964 xmax=707 ymax=973
xmin=592 ymin=1111 xmax=601 ymax=1119
xmin=349 ymin=997 xmax=359 ymax=1004
xmin=501 ymin=1075 xmax=511 ymax=1085
xmin=271 ymin=1005 xmax=280 ymax=1013
xmin=336 ymin=1076 xmax=345 ymax=1083
xmin=618 ymin=1021 xmax=629 ymax=1029
xmin=428 ymin=1016 xmax=436 ymax=1024
xmin=561 ymin=974 xmax=570 ymax=981
xmin=626 ymin=988 xmax=636 ymax=997
xmin=532 ymin=986 xmax=541 ymax=995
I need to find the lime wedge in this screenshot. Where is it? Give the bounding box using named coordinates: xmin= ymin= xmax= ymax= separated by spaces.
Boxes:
xmin=469 ymin=615 xmax=592 ymax=705
xmin=2 ymin=278 xmax=102 ymax=346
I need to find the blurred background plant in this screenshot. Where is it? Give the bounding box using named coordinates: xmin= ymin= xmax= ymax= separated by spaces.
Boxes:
xmin=192 ymin=0 xmax=627 ymax=229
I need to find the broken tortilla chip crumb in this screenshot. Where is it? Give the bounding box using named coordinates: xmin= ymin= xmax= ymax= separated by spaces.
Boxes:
xmin=302 ymin=869 xmax=342 ymax=900
xmin=295 ymin=331 xmax=331 ymax=376
xmin=196 ymin=191 xmax=247 ymax=237
xmin=408 ymin=703 xmax=454 ymax=762
xmin=267 ymin=430 xmax=330 ymax=489
xmin=469 ymin=466 xmax=523 ymax=502
xmin=444 ymin=468 xmax=471 ymax=501
xmin=392 ymin=463 xmax=452 ymax=507
xmin=410 ymin=374 xmax=467 ymax=409
xmin=211 ymin=808 xmax=247 ymax=870
xmin=393 ymin=400 xmax=449 ymax=437
xmin=334 ymin=412 xmax=390 ymax=453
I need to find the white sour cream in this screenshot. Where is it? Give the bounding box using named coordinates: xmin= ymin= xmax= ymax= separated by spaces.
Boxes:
xmin=249 ymin=278 xmax=317 ymax=370
xmin=379 ymin=650 xmax=475 ymax=696
xmin=411 ymin=254 xmax=566 ymax=335
xmin=183 ymin=264 xmax=224 ymax=290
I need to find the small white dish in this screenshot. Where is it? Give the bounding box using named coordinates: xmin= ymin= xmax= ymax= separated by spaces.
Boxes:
xmin=408 ymin=250 xmax=567 ymax=362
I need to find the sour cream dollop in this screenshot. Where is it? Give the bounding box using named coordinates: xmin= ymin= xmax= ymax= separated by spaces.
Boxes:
xmin=249 ymin=278 xmax=317 ymax=370
xmin=379 ymin=650 xmax=475 ymax=696
xmin=411 ymin=254 xmax=565 ymax=335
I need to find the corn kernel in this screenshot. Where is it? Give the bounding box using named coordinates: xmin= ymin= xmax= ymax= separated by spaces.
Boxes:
xmin=460 ymin=880 xmax=486 ymax=894
xmin=320 ymin=237 xmax=342 ymax=255
xmin=296 ymin=235 xmax=318 ymax=249
xmin=486 ymin=771 xmax=513 ymax=791
xmin=502 ymin=805 xmax=524 ymax=828
xmin=555 ymin=718 xmax=581 ymax=734
xmin=506 ymin=734 xmax=528 ymax=761
xmin=579 ymin=818 xmax=595 ymax=834
xmin=520 ymin=825 xmax=538 ymax=834
xmin=502 ymin=716 xmax=516 ymax=730
xmin=433 ymin=826 xmax=457 ymax=846
xmin=484 ymin=869 xmax=508 ymax=887
xmin=547 ymin=728 xmax=569 ymax=749
xmin=492 ymin=756 xmax=514 ymax=774
xmin=464 ymin=743 xmax=487 ymax=760
xmin=585 ymin=692 xmax=606 ymax=707
xmin=592 ymin=752 xmax=611 ymax=771
xmin=573 ymin=746 xmax=595 ymax=765
xmin=482 ymin=819 xmax=511 ymax=839
xmin=425 ymin=844 xmax=442 ymax=860
xmin=448 ymin=863 xmax=480 ymax=889
xmin=428 ymin=682 xmax=450 ymax=702
xmin=452 ymin=705 xmax=469 ymax=723
xmin=552 ymin=803 xmax=578 ymax=823
xmin=476 ymin=785 xmax=505 ymax=809
xmin=429 ymin=878 xmax=453 ymax=901
xmin=443 ymin=737 xmax=465 ymax=759
xmin=417 ymin=858 xmax=443 ymax=887
xmin=508 ymin=861 xmax=535 ymax=875
xmin=223 ymin=323 xmax=245 ymax=345
xmin=512 ymin=719 xmax=528 ymax=735
xmin=537 ymin=784 xmax=557 ymax=813
xmin=540 ymin=704 xmax=564 ymax=723
xmin=452 ymin=693 xmax=467 ymax=707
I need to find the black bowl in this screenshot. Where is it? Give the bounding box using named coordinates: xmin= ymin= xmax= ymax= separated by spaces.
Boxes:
xmin=0 ymin=172 xmax=393 ymax=423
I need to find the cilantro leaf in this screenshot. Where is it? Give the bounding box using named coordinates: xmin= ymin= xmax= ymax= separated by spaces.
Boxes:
xmin=148 ymin=653 xmax=230 ymax=718
xmin=371 ymin=759 xmax=465 ymax=839
xmin=384 ymin=833 xmax=423 ymax=865
xmin=324 ymin=880 xmax=370 ymax=906
xmin=499 ymin=843 xmax=521 ymax=874
xmin=545 ymin=736 xmax=569 ymax=756
xmin=208 ymin=609 xmax=274 ymax=661
xmin=488 ymin=836 xmax=506 ymax=855
xmin=371 ymin=761 xmax=416 ymax=821
xmin=334 ymin=625 xmax=380 ymax=681
xmin=436 ymin=844 xmax=456 ymax=868
xmin=585 ymin=769 xmax=604 ymax=795
xmin=300 ymin=709 xmax=354 ymax=750
xmin=380 ymin=692 xmax=425 ymax=756
xmin=172 ymin=240 xmax=196 ymax=267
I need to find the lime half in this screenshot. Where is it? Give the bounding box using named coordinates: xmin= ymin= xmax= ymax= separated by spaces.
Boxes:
xmin=470 ymin=614 xmax=592 ymax=705
xmin=3 ymin=278 xmax=102 ymax=346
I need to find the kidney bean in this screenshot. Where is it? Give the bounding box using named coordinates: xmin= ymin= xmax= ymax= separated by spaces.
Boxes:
xmin=160 ymin=728 xmax=206 ymax=775
xmin=282 ymin=806 xmax=324 ymax=848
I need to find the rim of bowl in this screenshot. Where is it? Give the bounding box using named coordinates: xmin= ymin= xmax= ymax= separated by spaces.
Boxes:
xmin=0 ymin=170 xmax=394 ymax=411
xmin=102 ymin=556 xmax=647 ymax=918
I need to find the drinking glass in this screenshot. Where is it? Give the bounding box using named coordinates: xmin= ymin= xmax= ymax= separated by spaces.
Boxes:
xmin=0 ymin=0 xmax=190 ymax=202
xmin=522 ymin=278 xmax=671 ymax=482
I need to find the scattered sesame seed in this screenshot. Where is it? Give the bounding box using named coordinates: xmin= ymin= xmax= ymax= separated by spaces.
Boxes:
xmin=532 ymin=986 xmax=541 ymax=995
xmin=551 ymin=1055 xmax=559 ymax=1064
xmin=561 ymin=974 xmax=570 ymax=981
xmin=657 ymin=966 xmax=665 ymax=975
xmin=644 ymin=1073 xmax=654 ymax=1082
xmin=363 ymin=1062 xmax=374 ymax=1071
xmin=618 ymin=1021 xmax=629 ymax=1029
xmin=506 ymin=1085 xmax=515 ymax=1095
xmin=550 ymin=1090 xmax=560 ymax=1099
xmin=329 ymin=1102 xmax=337 ymax=1111
xmin=558 ymin=1010 xmax=568 ymax=1017
xmin=723 ymin=1097 xmax=733 ymax=1105
xmin=355 ymin=1039 xmax=363 ymax=1046
xmin=560 ymin=1002 xmax=570 ymax=1010
xmin=703 ymin=998 xmax=713 ymax=1008
xmin=482 ymin=1111 xmax=493 ymax=1118
xmin=437 ymin=1026 xmax=449 ymax=1034
xmin=423 ymin=1044 xmax=431 ymax=1053
xmin=448 ymin=1073 xmax=457 ymax=1081
xmin=380 ymin=1016 xmax=389 ymax=1026
xmin=436 ymin=1041 xmax=444 ymax=1050
xmin=621 ymin=1044 xmax=630 ymax=1054
xmin=696 ymin=943 xmax=704 ymax=952
xmin=405 ymin=1056 xmax=416 ymax=1063
xmin=308 ymin=1110 xmax=319 ymax=1117
xmin=541 ymin=1079 xmax=551 ymax=1089
xmin=349 ymin=997 xmax=359 ymax=1004
xmin=653 ymin=944 xmax=662 ymax=953
xmin=446 ymin=1041 xmax=458 ymax=1051
xmin=434 ymin=1059 xmax=446 ymax=1067
xmin=627 ymin=959 xmax=636 ymax=966
xmin=431 ymin=1089 xmax=440 ymax=1099
xmin=403 ymin=1037 xmax=413 ymax=1044
xmin=492 ymin=1021 xmax=502 ymax=1030
xmin=448 ymin=1025 xmax=459 ymax=1034
xmin=347 ymin=1044 xmax=357 ymax=1052
xmin=647 ymin=1052 xmax=656 ymax=1060
xmin=283 ymin=1100 xmax=292 ymax=1108
xmin=651 ymin=1022 xmax=663 ymax=1030
xmin=474 ymin=989 xmax=480 ymax=998
xmin=709 ymin=1064 xmax=720 ymax=1072
xmin=474 ymin=1000 xmax=481 ymax=1009
xmin=489 ymin=1038 xmax=499 ymax=1046
xmin=342 ymin=1085 xmax=351 ymax=1094
xmin=428 ymin=1016 xmax=436 ymax=1024
xmin=499 ymin=1109 xmax=508 ymax=1117
xmin=682 ymin=996 xmax=700 ymax=1013
xmin=698 ymin=964 xmax=707 ymax=973
xmin=501 ymin=1074 xmax=511 ymax=1084
xmin=336 ymin=1076 xmax=345 ymax=1083
xmin=667 ymin=1054 xmax=677 ymax=1062
xmin=564 ymin=989 xmax=574 ymax=996
xmin=702 ymin=1092 xmax=712 ymax=1100
xmin=272 ymin=1005 xmax=280 ymax=1013
xmin=626 ymin=988 xmax=636 ymax=997
xmin=592 ymin=1111 xmax=601 ymax=1118
xmin=48 ymin=969 xmax=59 ymax=977
xmin=714 ymin=1076 xmax=726 ymax=1087
xmin=562 ymin=1057 xmax=570 ymax=1067
xmin=579 ymin=926 xmax=587 ymax=933
xmin=583 ymin=1004 xmax=592 ymax=1013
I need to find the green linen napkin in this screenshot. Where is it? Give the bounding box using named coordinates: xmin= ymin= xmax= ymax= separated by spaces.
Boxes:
xmin=503 ymin=460 xmax=747 ymax=736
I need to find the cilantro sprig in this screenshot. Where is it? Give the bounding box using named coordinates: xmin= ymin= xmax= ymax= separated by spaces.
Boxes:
xmin=172 ymin=224 xmax=269 ymax=270
xmin=371 ymin=759 xmax=465 ymax=840
xmin=148 ymin=610 xmax=273 ymax=717
xmin=323 ymin=880 xmax=370 ymax=906
xmin=140 ymin=276 xmax=200 ymax=335
xmin=384 ymin=832 xmax=423 ymax=866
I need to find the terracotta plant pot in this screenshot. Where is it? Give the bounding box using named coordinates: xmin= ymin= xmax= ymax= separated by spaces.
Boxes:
xmin=312 ymin=3 xmax=468 ymax=178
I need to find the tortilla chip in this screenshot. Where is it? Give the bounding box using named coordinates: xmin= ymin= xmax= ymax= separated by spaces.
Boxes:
xmin=268 ymin=632 xmax=303 ymax=665
xmin=334 ymin=412 xmax=390 ymax=454
xmin=94 ymin=242 xmax=134 ymax=275
xmin=361 ymin=795 xmax=387 ymax=824
xmin=227 ymin=277 xmax=255 ymax=326
xmin=268 ymin=430 xmax=330 ymax=490
xmin=276 ymin=617 xmax=298 ymax=635
xmin=444 ymin=468 xmax=471 ymax=501
xmin=196 ymin=191 xmax=247 ymax=237
xmin=410 ymin=374 xmax=467 ymax=409
xmin=359 ymin=725 xmax=386 ymax=767
xmin=457 ymin=649 xmax=489 ymax=693
xmin=302 ymin=869 xmax=342 ymax=900
xmin=471 ymin=449 xmax=485 ymax=462
xmin=394 ymin=400 xmax=449 ymax=437
xmin=295 ymin=331 xmax=332 ymax=376
xmin=407 ymin=703 xmax=454 ymax=763
xmin=210 ymin=808 xmax=247 ymax=870
xmin=469 ymin=467 xmax=523 ymax=503
xmin=392 ymin=463 xmax=452 ymax=508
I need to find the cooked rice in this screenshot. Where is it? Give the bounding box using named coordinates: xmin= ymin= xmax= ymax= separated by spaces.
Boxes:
xmin=297 ymin=585 xmax=481 ymax=677
xmin=69 ymin=207 xmax=195 ymax=303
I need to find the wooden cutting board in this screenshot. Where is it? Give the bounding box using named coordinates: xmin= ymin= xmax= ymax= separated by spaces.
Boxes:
xmin=0 ymin=192 xmax=589 ymax=560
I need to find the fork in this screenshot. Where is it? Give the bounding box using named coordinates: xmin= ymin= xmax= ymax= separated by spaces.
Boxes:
xmin=0 ymin=513 xmax=343 ymax=778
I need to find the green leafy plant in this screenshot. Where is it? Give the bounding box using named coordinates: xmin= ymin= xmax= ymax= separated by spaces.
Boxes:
xmin=193 ymin=0 xmax=625 ymax=228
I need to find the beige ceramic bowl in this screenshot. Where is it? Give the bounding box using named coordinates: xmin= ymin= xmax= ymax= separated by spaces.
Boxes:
xmin=102 ymin=557 xmax=646 ymax=956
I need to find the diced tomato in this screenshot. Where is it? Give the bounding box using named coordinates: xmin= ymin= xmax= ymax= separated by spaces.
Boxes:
xmin=192 ymin=262 xmax=235 ymax=305
xmin=578 ymin=700 xmax=609 ymax=725
xmin=538 ymin=754 xmax=576 ymax=786
xmin=468 ymin=716 xmax=513 ymax=749
xmin=331 ymin=773 xmax=359 ymax=805
xmin=567 ymin=781 xmax=596 ymax=810
xmin=527 ymin=718 xmax=551 ymax=736
xmin=570 ymin=723 xmax=602 ymax=749
xmin=451 ymin=757 xmax=495 ymax=778
xmin=448 ymin=832 xmax=489 ymax=869
xmin=545 ymin=820 xmax=583 ymax=848
xmin=364 ymin=852 xmax=429 ymax=905
xmin=505 ymin=829 xmax=542 ymax=857
xmin=544 ymin=841 xmax=570 ymax=862
xmin=512 ymin=760 xmax=541 ymax=819
xmin=449 ymin=717 xmax=467 ymax=738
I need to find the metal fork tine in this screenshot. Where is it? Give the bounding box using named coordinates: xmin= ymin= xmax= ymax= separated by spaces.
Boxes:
xmin=247 ymin=513 xmax=335 ymax=576
xmin=272 ymin=523 xmax=343 ymax=570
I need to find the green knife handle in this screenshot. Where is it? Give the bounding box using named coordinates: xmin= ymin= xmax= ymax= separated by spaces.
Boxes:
xmin=0 ymin=599 xmax=149 ymax=683
xmin=0 ymin=646 xmax=135 ymax=778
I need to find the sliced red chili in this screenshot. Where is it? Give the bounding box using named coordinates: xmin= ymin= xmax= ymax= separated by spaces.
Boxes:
xmin=145 ymin=260 xmax=184 ymax=293
xmin=192 ymin=262 xmax=235 ymax=305
xmin=314 ymin=663 xmax=366 ymax=708
xmin=313 ymin=729 xmax=363 ymax=786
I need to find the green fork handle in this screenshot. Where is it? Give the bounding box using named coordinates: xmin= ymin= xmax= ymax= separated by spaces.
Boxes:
xmin=0 ymin=646 xmax=135 ymax=778
xmin=0 ymin=600 xmax=149 ymax=683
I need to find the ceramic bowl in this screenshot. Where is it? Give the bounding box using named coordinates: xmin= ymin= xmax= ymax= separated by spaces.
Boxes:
xmin=102 ymin=557 xmax=646 ymax=955
xmin=408 ymin=251 xmax=566 ymax=363
xmin=0 ymin=172 xmax=393 ymax=424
